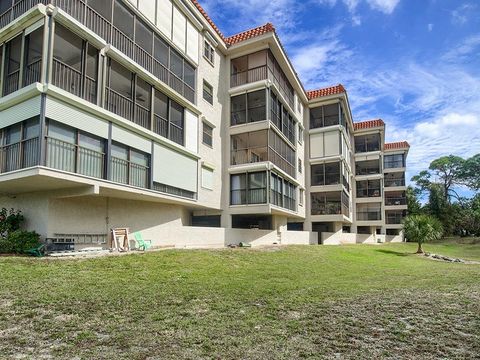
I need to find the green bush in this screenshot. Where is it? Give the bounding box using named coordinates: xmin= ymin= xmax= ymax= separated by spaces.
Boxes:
xmin=0 ymin=230 xmax=41 ymax=254
xmin=0 ymin=208 xmax=24 ymax=237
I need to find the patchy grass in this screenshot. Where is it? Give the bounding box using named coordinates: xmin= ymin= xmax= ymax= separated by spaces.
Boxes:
xmin=0 ymin=242 xmax=479 ymax=359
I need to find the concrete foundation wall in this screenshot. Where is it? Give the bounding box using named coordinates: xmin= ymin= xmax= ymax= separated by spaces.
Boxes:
xmin=322 ymin=231 xmax=404 ymax=245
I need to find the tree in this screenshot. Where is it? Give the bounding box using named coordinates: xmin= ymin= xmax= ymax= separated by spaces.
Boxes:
xmin=406 ymin=186 xmax=422 ymax=215
xmin=461 ymin=154 xmax=480 ymax=191
xmin=403 ymin=215 xmax=444 ymax=254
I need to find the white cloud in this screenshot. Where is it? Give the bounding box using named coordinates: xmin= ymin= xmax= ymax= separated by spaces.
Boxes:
xmin=443 ymin=34 xmax=480 ymax=62
xmin=366 ymin=0 xmax=400 ymax=14
xmin=451 ymin=3 xmax=477 ymax=25
xmin=428 ymin=23 xmax=434 ymax=32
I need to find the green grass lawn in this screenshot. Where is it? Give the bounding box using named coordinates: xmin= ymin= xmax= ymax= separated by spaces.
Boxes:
xmin=1 ymin=242 xmax=479 ymax=359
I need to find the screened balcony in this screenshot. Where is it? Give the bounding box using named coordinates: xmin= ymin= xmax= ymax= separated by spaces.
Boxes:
xmin=52 ymin=24 xmax=98 ymax=104
xmin=311 ymin=162 xmax=341 ymax=186
xmin=0 ymin=0 xmax=196 ymax=103
xmin=356 ymin=204 xmax=382 ymax=221
xmin=354 ymin=133 xmax=380 ymax=153
xmin=310 ymin=103 xmax=346 ymax=130
xmin=384 ymin=153 xmax=405 ymax=169
xmin=384 ymin=172 xmax=406 ymax=187
xmin=385 ymin=210 xmax=406 ymax=225
xmin=230 ymin=172 xmax=268 ymax=206
xmin=311 ymin=191 xmax=349 ymax=216
xmin=356 ymin=179 xmax=381 ymax=198
xmin=385 ymin=192 xmax=407 ymax=206
xmin=355 ymin=159 xmax=381 ymax=176
xmin=230 ymin=49 xmax=294 ymax=108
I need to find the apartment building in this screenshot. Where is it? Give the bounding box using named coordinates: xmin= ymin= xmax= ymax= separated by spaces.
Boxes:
xmin=0 ymin=0 xmax=408 ymax=249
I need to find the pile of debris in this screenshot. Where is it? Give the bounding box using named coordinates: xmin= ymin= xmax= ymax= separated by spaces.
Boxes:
xmin=424 ymin=252 xmax=464 ymax=263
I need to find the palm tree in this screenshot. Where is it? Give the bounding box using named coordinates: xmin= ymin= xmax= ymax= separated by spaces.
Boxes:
xmin=403 ymin=215 xmax=444 ymax=254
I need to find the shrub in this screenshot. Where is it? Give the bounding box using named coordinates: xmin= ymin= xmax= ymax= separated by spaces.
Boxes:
xmin=0 ymin=230 xmax=41 ymax=254
xmin=0 ymin=208 xmax=24 ymax=238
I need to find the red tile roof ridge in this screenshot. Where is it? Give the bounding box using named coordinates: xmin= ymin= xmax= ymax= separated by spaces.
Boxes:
xmin=306 ymin=84 xmax=346 ymax=99
xmin=353 ymin=119 xmax=385 ymax=130
xmin=385 ymin=141 xmax=410 ymax=150
xmin=190 ymin=0 xmax=225 ymax=41
xmin=224 ymin=23 xmax=276 ymax=45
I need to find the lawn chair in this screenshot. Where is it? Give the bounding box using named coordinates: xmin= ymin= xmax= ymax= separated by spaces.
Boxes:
xmin=133 ymin=232 xmax=152 ymax=251
xmin=25 ymin=244 xmax=45 ymax=257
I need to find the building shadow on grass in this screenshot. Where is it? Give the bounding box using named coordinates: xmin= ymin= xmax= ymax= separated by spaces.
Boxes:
xmin=375 ymin=249 xmax=411 ymax=257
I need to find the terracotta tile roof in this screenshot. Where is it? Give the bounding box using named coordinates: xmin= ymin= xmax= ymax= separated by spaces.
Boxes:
xmin=306 ymin=84 xmax=346 ymax=100
xmin=224 ymin=23 xmax=276 ymax=45
xmin=190 ymin=0 xmax=225 ymax=41
xmin=353 ymin=119 xmax=385 ymax=130
xmin=385 ymin=141 xmax=410 ymax=150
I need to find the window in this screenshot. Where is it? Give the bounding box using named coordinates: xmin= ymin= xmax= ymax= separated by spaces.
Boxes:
xmin=0 ymin=117 xmax=40 ymax=173
xmin=298 ymin=127 xmax=303 ymax=144
xmin=298 ymin=158 xmax=302 ymax=173
xmin=113 ymin=0 xmax=134 ymax=40
xmin=230 ymin=172 xmax=267 ymax=205
xmin=201 ymin=166 xmax=214 ymax=190
xmin=230 ymin=94 xmax=247 ymax=125
xmin=311 ymin=191 xmax=348 ymax=216
xmin=356 ymin=179 xmax=381 ymax=198
xmin=384 ymin=154 xmax=405 ymax=168
xmin=169 ymin=100 xmax=184 ymax=146
xmin=204 ymin=39 xmax=214 ymax=64
xmin=203 ymin=81 xmax=213 ymax=104
xmin=3 ymin=35 xmax=22 ymax=95
xmin=310 ymin=103 xmax=340 ymax=129
xmin=24 ymin=26 xmax=43 ymax=87
xmin=110 ymin=142 xmax=149 ymax=188
xmin=46 ymin=120 xmax=105 ymax=178
xmin=311 ymin=162 xmax=341 ymax=186
xmin=354 ymin=133 xmax=380 ymax=153
xmin=202 ymin=122 xmax=213 ymax=147
xmin=268 ymin=90 xmax=296 ymax=144
xmin=231 ymin=89 xmax=268 ymax=125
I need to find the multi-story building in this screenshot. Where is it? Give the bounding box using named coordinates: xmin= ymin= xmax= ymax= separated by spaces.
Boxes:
xmin=0 ymin=0 xmax=408 ymax=249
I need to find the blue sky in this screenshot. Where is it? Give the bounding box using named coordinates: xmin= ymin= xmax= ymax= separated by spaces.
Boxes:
xmin=200 ymin=0 xmax=480 ymax=186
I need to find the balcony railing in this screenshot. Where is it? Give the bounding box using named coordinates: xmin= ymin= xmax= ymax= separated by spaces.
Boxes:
xmin=110 ymin=156 xmax=148 ymax=189
xmin=384 ymin=160 xmax=405 ymax=169
xmin=356 ymin=166 xmax=381 ymax=176
xmin=385 ymin=197 xmax=407 ymax=206
xmin=24 ymin=59 xmax=42 ymax=86
xmin=311 ymin=202 xmax=348 ymax=216
xmin=52 ymin=59 xmax=97 ymax=104
xmin=356 ymin=211 xmax=382 ymax=221
xmin=230 ymin=188 xmax=267 ymax=205
xmin=231 ymin=65 xmax=268 ymax=88
xmin=169 ymin=123 xmax=184 ymax=146
xmin=0 ymin=137 xmax=40 ymax=173
xmin=0 ymin=0 xmax=195 ymax=102
xmin=268 ymin=148 xmax=295 ymax=178
xmin=105 ymin=87 xmax=133 ymax=121
xmin=3 ymin=70 xmax=20 ymax=96
xmin=46 ymin=137 xmax=104 ymax=178
xmin=134 ymin=103 xmax=151 ymax=129
xmin=356 ymin=188 xmax=381 ymax=198
xmin=231 ymin=147 xmax=268 ymax=165
xmin=384 ymin=178 xmax=406 ymax=187
xmin=386 ymin=213 xmax=405 ymax=225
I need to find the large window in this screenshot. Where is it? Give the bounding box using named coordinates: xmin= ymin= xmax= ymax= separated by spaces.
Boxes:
xmin=231 ymin=50 xmax=267 ymax=87
xmin=384 ymin=153 xmax=405 ymax=169
xmin=311 ymin=162 xmax=341 ymax=186
xmin=152 ymin=88 xmax=185 ymax=146
xmin=269 ymin=90 xmax=296 ymax=144
xmin=53 ymin=25 xmax=98 ymax=103
xmin=310 ymin=103 xmax=340 ymax=129
xmin=268 ymin=129 xmax=296 ymax=177
xmin=110 ymin=142 xmax=149 ymax=188
xmin=203 ymin=81 xmax=213 ymax=104
xmin=23 ymin=26 xmax=43 ymax=87
xmin=3 ymin=34 xmax=22 ymax=96
xmin=355 ymin=159 xmax=381 ymax=176
xmin=46 ymin=120 xmax=105 ymax=179
xmin=356 ymin=179 xmax=381 ymax=198
xmin=230 ymin=89 xmax=266 ymax=125
xmin=311 ymin=191 xmax=349 ymax=216
xmin=230 ymin=172 xmax=267 ymax=205
xmin=231 ymin=130 xmax=268 ymax=165
xmin=0 ymin=117 xmax=40 ymax=173
xmin=354 ymin=133 xmax=380 ymax=153
xmin=204 ymin=39 xmax=214 ymax=64
xmin=356 ymin=203 xmax=382 ymax=221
